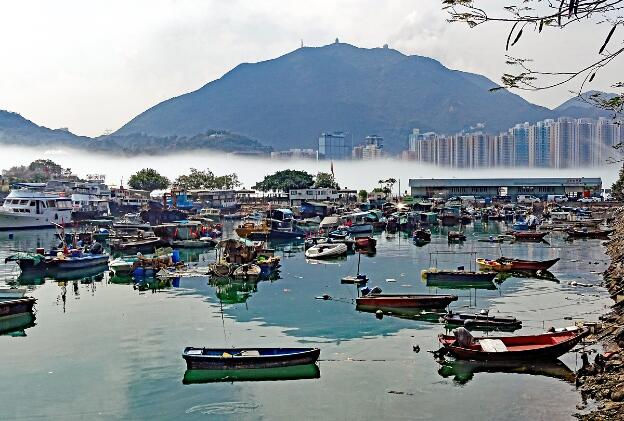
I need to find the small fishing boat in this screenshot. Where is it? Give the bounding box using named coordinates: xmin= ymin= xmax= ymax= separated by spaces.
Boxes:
xmin=356 ymin=293 xmax=458 ymax=309
xmin=183 ymin=364 xmax=320 ymax=384
xmin=341 ymin=251 xmax=368 ymax=284
xmin=110 ymin=236 xmax=161 ymax=253
xmin=354 ymin=236 xmax=376 ymax=249
xmin=438 ymin=327 xmax=587 ymax=361
xmin=182 ymin=347 xmax=321 ymax=370
xmin=496 ymin=257 xmax=560 ymax=272
xmin=511 ymin=231 xmax=549 ymax=241
xmin=171 ymin=237 xmax=218 ymax=248
xmin=447 ymin=231 xmax=466 ymax=241
xmin=413 ymin=229 xmax=432 ymax=242
xmin=566 ymin=228 xmax=614 ymax=239
xmin=422 ymin=269 xmax=497 ymax=288
xmin=0 ymin=286 xmax=27 ymax=299
xmin=304 ymin=243 xmax=348 ymax=259
xmin=6 ymin=250 xmax=110 ymax=273
xmin=443 ymin=311 xmax=522 ymax=331
xmin=476 ymin=258 xmax=512 ymax=272
xmin=0 ymin=297 xmax=36 ymax=317
xmin=109 ymin=257 xmax=134 ymax=276
xmin=232 ymin=264 xmax=261 ymax=279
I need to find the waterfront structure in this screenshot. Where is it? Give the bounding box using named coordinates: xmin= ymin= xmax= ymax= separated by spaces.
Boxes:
xmin=409 ymin=177 xmax=602 ymax=200
xmin=191 ymin=189 xmax=239 ymax=210
xmin=318 ymin=132 xmax=349 ymax=160
xmin=289 ymin=188 xmax=340 ymax=205
xmin=271 ymin=149 xmax=317 ymax=159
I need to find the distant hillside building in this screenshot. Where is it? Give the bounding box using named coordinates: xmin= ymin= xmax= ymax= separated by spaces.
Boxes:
xmin=271 ymin=149 xmax=317 ymax=159
xmin=319 ymin=132 xmax=349 ymax=160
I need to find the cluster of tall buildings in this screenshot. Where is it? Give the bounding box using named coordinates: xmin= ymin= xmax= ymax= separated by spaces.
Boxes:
xmin=404 ymin=117 xmax=623 ymax=168
xmin=317 ymin=132 xmax=385 ymax=160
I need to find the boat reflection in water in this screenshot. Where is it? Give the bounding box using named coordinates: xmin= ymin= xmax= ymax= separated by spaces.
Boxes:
xmin=355 ymin=305 xmax=446 ymax=323
xmin=16 ymin=264 xmax=108 ymax=284
xmin=0 ymin=312 xmax=36 ymax=337
xmin=437 ymin=358 xmax=575 ymax=385
xmin=209 ymin=276 xmax=259 ymax=305
xmin=183 ymin=363 xmax=320 ymax=384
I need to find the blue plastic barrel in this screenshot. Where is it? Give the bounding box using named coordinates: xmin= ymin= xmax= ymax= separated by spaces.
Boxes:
xmin=133 ymin=267 xmax=145 ymax=278
xmin=172 ymin=249 xmax=180 ymax=263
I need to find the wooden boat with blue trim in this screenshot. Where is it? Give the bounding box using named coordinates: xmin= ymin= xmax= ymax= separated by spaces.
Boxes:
xmin=182 ymin=347 xmax=320 ymax=370
xmin=439 ymin=327 xmax=587 ymax=361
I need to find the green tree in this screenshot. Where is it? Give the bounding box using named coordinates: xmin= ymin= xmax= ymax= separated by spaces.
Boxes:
xmin=28 ymin=159 xmax=63 ymax=176
xmin=253 ymin=170 xmax=314 ymax=192
xmin=175 ymin=168 xmax=215 ymax=190
xmin=314 ymin=172 xmax=340 ymax=189
xmin=612 ymin=164 xmax=624 ymax=201
xmin=175 ymin=168 xmax=241 ymax=190
xmin=128 ymin=168 xmax=170 ymax=191
xmin=358 ymin=189 xmax=368 ymax=202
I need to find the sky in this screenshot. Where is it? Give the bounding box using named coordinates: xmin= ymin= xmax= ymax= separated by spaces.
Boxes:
xmin=0 ymin=0 xmax=620 ymax=137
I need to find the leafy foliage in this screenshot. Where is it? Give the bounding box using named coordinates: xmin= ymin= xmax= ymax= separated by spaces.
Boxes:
xmin=443 ymin=0 xmax=623 ymax=118
xmin=612 ymin=163 xmax=624 ymax=201
xmin=174 ymin=168 xmax=241 ymax=190
xmin=128 ymin=168 xmax=170 ymax=191
xmin=358 ymin=189 xmax=368 ymax=201
xmin=2 ymin=159 xmax=68 ymax=183
xmin=253 ymin=170 xmax=314 ymax=192
xmin=314 ymin=172 xmax=340 ymax=189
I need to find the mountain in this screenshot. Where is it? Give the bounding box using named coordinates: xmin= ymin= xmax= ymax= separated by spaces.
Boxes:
xmin=115 ymin=42 xmax=555 ymax=152
xmin=553 ymin=90 xmax=616 ymax=119
xmin=0 ymin=110 xmax=271 ymax=155
xmin=0 ymin=110 xmax=90 ymax=148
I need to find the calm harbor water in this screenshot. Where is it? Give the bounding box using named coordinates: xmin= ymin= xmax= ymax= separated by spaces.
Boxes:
xmin=0 ymin=221 xmax=613 ymax=420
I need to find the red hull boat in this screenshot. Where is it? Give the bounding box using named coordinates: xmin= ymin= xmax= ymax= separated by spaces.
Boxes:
xmin=511 ymin=231 xmax=549 ymax=241
xmin=439 ymin=328 xmax=587 ymax=361
xmin=496 ymin=257 xmax=560 ymax=272
xmin=354 ymin=236 xmax=377 ymax=249
xmin=356 ymin=294 xmax=457 ymax=309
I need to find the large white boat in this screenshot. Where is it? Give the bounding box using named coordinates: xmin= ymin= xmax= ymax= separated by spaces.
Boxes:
xmin=0 ymin=188 xmax=73 ymax=230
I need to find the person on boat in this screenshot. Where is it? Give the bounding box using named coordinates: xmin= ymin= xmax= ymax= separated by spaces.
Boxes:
xmin=89 ymin=241 xmax=103 ymax=255
xmin=345 ymin=219 xmax=353 ymax=227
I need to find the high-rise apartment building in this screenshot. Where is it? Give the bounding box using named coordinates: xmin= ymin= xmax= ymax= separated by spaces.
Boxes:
xmin=318 ymin=131 xmax=349 ymax=160
xmin=528 ymin=119 xmax=553 ymax=167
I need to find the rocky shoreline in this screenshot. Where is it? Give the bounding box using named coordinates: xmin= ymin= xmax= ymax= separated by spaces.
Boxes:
xmin=575 ymin=207 xmax=624 ymax=420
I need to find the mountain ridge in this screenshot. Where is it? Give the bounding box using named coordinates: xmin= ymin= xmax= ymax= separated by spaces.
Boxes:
xmin=114 ymin=42 xmax=555 ymax=152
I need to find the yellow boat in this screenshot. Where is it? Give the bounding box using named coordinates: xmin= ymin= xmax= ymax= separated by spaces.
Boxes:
xmin=476 ymin=258 xmax=512 ymax=272
xmin=235 ymin=221 xmax=269 ymax=238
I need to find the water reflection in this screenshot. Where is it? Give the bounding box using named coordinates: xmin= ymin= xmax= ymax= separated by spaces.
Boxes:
xmin=183 ymin=364 xmax=320 ymax=384
xmin=0 ymin=312 xmax=36 ymax=336
xmin=437 ymin=359 xmax=576 ymax=385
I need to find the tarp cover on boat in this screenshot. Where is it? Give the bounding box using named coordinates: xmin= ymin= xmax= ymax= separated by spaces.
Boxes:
xmin=4 ymin=253 xmax=44 ymax=265
xmin=319 ymin=216 xmax=342 ymax=228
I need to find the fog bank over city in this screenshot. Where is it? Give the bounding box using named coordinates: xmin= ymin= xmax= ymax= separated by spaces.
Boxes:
xmin=3 ymin=145 xmax=618 ymax=191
